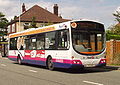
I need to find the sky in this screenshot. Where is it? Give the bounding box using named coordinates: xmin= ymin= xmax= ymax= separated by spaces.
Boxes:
xmin=0 ymin=0 xmax=120 ymax=29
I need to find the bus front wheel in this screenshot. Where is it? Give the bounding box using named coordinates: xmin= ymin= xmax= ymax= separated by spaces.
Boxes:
xmin=47 ymin=57 xmax=54 ymax=70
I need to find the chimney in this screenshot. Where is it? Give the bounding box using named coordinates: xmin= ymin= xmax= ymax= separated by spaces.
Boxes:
xmin=22 ymin=3 xmax=26 ymax=13
xmin=53 ymin=4 xmax=58 ymax=16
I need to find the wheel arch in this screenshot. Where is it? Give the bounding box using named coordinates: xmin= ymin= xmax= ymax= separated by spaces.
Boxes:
xmin=46 ymin=55 xmax=52 ymax=66
xmin=17 ymin=54 xmax=21 ymax=61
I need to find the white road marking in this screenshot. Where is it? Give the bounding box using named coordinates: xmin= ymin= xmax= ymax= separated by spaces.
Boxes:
xmin=29 ymin=70 xmax=37 ymax=73
xmin=1 ymin=64 xmax=7 ymax=67
xmin=83 ymin=81 xmax=103 ymax=85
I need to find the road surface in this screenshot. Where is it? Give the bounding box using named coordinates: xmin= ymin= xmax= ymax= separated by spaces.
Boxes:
xmin=0 ymin=58 xmax=120 ymax=85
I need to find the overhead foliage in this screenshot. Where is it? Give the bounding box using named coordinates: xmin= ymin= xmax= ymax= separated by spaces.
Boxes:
xmin=0 ymin=12 xmax=8 ymax=29
xmin=106 ymin=8 xmax=120 ymax=40
xmin=30 ymin=16 xmax=37 ymax=28
xmin=107 ymin=24 xmax=120 ymax=34
xmin=106 ymin=25 xmax=120 ymax=40
xmin=113 ymin=9 xmax=120 ymax=23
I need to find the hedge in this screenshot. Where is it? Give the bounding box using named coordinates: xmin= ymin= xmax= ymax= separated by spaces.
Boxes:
xmin=106 ymin=34 xmax=120 ymax=40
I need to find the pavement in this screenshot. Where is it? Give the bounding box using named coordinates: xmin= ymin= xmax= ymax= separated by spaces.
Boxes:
xmin=105 ymin=65 xmax=120 ymax=70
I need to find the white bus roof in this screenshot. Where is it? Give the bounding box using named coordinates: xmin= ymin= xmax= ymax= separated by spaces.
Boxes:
xmin=9 ymin=19 xmax=104 ymax=38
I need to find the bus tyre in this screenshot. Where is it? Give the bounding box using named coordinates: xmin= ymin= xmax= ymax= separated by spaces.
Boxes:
xmin=47 ymin=57 xmax=54 ymax=70
xmin=17 ymin=57 xmax=22 ymax=65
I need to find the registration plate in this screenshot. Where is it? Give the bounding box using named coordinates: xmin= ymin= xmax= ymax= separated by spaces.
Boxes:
xmin=85 ymin=64 xmax=95 ymax=67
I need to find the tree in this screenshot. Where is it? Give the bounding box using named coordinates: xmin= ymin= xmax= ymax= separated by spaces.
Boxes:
xmin=0 ymin=12 xmax=8 ymax=36
xmin=0 ymin=12 xmax=8 ymax=29
xmin=106 ymin=24 xmax=120 ymax=40
xmin=113 ymin=7 xmax=120 ymax=23
xmin=106 ymin=7 xmax=120 ymax=40
xmin=107 ymin=24 xmax=120 ymax=34
xmin=29 ymin=16 xmax=37 ymax=28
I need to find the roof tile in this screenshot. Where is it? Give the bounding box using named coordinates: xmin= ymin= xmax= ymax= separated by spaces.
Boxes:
xmin=17 ymin=5 xmax=69 ymax=23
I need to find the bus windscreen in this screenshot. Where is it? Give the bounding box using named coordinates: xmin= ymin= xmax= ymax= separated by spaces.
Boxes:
xmin=71 ymin=21 xmax=105 ymax=55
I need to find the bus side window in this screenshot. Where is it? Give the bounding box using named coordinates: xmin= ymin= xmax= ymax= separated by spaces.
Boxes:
xmin=17 ymin=37 xmax=25 ymax=50
xmin=25 ymin=36 xmax=30 ymax=50
xmin=25 ymin=35 xmax=37 ymax=50
xmin=37 ymin=34 xmax=45 ymax=50
xmin=10 ymin=38 xmax=17 ymax=50
xmin=45 ymin=32 xmax=56 ymax=49
xmin=30 ymin=36 xmax=37 ymax=50
xmin=57 ymin=30 xmax=69 ymax=49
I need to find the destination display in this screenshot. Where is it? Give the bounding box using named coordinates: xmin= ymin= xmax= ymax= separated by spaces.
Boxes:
xmin=71 ymin=22 xmax=97 ymax=29
xmin=71 ymin=21 xmax=104 ymax=32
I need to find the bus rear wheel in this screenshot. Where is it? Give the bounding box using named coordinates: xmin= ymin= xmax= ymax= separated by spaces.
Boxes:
xmin=47 ymin=57 xmax=54 ymax=70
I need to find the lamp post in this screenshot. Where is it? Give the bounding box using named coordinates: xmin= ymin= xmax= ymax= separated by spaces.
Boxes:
xmin=19 ymin=0 xmax=21 ymax=32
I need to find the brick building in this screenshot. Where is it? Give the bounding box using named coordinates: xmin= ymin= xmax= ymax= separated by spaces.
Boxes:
xmin=8 ymin=3 xmax=69 ymax=34
xmin=1 ymin=3 xmax=69 ymax=57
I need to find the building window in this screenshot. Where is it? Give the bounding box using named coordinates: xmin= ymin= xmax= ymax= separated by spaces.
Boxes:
xmin=12 ymin=24 xmax=15 ymax=32
xmin=8 ymin=26 xmax=10 ymax=33
xmin=24 ymin=23 xmax=30 ymax=30
xmin=7 ymin=25 xmax=10 ymax=33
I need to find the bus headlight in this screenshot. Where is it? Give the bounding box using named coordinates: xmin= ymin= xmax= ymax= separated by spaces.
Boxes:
xmin=99 ymin=59 xmax=106 ymax=64
xmin=72 ymin=60 xmax=82 ymax=64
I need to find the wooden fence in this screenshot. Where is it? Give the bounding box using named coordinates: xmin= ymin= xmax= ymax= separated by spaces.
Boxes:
xmin=106 ymin=40 xmax=120 ymax=64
